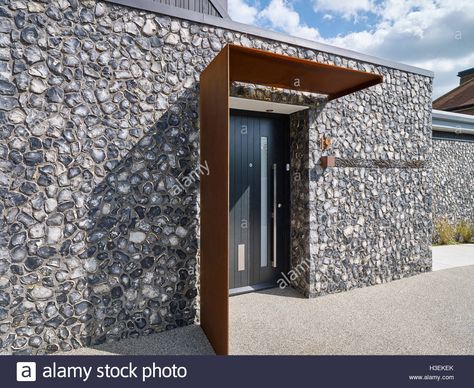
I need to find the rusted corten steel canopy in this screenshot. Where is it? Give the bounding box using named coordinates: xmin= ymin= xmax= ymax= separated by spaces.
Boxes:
xmin=229 ymin=45 xmax=383 ymax=100
xmin=200 ymin=44 xmax=383 ymax=355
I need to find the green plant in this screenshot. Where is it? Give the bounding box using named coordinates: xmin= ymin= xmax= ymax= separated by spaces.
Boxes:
xmin=456 ymin=220 xmax=473 ymax=243
xmin=435 ymin=219 xmax=455 ymax=245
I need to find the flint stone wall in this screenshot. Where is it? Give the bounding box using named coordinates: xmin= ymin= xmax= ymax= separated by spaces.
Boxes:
xmin=0 ymin=0 xmax=432 ymax=354
xmin=432 ymin=135 xmax=474 ymax=224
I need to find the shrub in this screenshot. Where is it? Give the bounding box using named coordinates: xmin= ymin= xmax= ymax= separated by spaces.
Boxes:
xmin=434 ymin=219 xmax=455 ymax=245
xmin=456 ymin=220 xmax=473 ymax=243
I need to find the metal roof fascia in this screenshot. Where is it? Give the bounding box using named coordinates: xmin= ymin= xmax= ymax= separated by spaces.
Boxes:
xmin=433 ymin=109 xmax=474 ymax=134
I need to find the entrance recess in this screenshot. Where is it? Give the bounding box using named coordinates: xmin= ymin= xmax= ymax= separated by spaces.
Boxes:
xmin=200 ymin=44 xmax=383 ymax=355
xmin=229 ymin=110 xmax=290 ymax=293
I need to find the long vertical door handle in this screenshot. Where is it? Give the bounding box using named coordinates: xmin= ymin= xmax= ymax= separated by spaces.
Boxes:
xmin=272 ymin=163 xmax=277 ymax=268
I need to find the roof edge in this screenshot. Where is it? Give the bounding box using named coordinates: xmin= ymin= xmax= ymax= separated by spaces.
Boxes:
xmin=208 ymin=0 xmax=229 ymax=18
xmin=105 ymin=0 xmax=434 ymax=78
xmin=433 ymin=78 xmax=474 ymax=108
xmin=457 ymin=67 xmax=474 ymax=77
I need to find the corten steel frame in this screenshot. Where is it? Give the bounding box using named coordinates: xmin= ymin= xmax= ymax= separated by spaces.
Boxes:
xmin=200 ymin=44 xmax=383 ymax=355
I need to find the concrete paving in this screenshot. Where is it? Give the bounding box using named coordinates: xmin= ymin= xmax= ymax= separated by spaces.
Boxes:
xmin=59 ymin=325 xmax=214 ymax=356
xmin=432 ymin=244 xmax=474 ymax=271
xmin=60 ymin=262 xmax=474 ymax=356
xmin=229 ymin=265 xmax=474 ymax=355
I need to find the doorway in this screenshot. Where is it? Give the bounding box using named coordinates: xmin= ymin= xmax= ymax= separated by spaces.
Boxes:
xmin=229 ymin=109 xmax=290 ymax=294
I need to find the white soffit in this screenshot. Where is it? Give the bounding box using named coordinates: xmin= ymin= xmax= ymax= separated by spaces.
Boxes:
xmin=229 ymin=97 xmax=309 ymax=115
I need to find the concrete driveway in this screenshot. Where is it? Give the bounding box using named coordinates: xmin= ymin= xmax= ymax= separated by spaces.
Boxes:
xmin=432 ymin=244 xmax=474 ymax=271
xmin=59 ymin=325 xmax=214 ymax=356
xmin=61 ymin=261 xmax=474 ymax=356
xmin=229 ymin=265 xmax=474 ymax=355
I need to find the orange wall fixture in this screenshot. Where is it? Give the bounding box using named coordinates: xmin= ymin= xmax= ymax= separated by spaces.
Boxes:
xmin=200 ymin=44 xmax=383 ymax=355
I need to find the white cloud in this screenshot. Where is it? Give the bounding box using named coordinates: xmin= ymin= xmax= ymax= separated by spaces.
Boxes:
xmin=229 ymin=0 xmax=474 ymax=98
xmin=413 ymin=52 xmax=474 ymax=98
xmin=380 ymin=0 xmax=430 ymax=22
xmin=258 ymin=0 xmax=321 ymax=41
xmin=323 ymin=0 xmax=474 ymax=98
xmin=228 ymin=0 xmax=259 ymax=24
xmin=313 ymin=0 xmax=376 ymax=20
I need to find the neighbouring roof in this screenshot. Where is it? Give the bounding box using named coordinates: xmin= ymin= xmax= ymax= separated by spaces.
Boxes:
xmin=458 ymin=67 xmax=474 ymax=78
xmin=108 ymin=0 xmax=229 ymax=18
xmin=433 ymin=78 xmax=474 ymax=112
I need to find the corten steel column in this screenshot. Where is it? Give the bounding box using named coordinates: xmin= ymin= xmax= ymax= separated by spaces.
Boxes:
xmin=200 ymin=46 xmax=230 ymax=356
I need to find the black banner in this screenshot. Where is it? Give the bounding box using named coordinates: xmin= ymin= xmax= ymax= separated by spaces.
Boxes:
xmin=5 ymin=356 xmax=472 ymax=387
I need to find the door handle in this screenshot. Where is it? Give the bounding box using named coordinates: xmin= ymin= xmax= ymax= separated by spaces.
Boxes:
xmin=272 ymin=163 xmax=277 ymax=268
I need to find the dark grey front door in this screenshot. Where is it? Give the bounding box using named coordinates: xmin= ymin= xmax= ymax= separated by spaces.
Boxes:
xmin=229 ymin=109 xmax=290 ymax=292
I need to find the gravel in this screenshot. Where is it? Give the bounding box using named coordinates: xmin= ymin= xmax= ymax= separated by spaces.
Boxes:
xmin=59 ymin=325 xmax=214 ymax=356
xmin=230 ymin=266 xmax=474 ymax=355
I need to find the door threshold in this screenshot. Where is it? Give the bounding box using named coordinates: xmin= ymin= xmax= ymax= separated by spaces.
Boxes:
xmin=229 ymin=283 xmax=276 ymax=296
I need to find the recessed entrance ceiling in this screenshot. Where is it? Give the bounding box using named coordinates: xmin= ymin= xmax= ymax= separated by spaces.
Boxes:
xmin=229 ymin=97 xmax=308 ymax=115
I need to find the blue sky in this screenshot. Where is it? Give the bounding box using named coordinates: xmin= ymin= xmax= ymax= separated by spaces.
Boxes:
xmin=269 ymin=0 xmax=379 ymax=38
xmin=228 ymin=0 xmax=474 ymax=99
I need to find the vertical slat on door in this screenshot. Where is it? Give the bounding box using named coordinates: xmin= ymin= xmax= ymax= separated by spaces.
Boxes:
xmin=200 ymin=47 xmax=229 ymax=355
xmin=242 ymin=115 xmax=249 ymax=286
xmin=229 ymin=116 xmax=235 ymax=289
xmin=235 ymin=114 xmax=241 ymax=286
xmin=251 ymin=116 xmax=259 ymax=284
xmin=236 ymin=116 xmax=242 ymax=284
xmin=234 ymin=117 xmax=239 ymax=284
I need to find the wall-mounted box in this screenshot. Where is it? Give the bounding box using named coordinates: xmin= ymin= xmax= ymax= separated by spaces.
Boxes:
xmin=320 ymin=156 xmax=336 ymax=168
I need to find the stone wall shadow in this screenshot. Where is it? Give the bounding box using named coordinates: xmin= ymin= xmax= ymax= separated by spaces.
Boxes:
xmin=78 ymin=88 xmax=200 ymax=348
